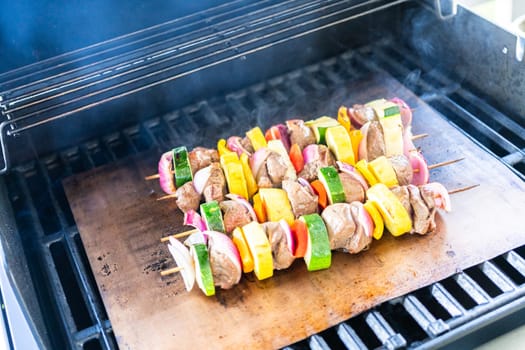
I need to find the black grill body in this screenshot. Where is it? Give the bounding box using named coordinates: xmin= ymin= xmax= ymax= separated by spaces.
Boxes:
xmin=0 ymin=1 xmax=524 ymax=349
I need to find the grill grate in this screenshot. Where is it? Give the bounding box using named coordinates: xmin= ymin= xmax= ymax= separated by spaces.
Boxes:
xmin=3 ymin=40 xmax=525 ymax=349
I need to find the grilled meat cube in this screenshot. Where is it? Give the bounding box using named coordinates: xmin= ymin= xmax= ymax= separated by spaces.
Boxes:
xmin=175 ymin=182 xmax=201 ymax=213
xmin=364 ymin=121 xmax=385 ymax=161
xmin=339 ymin=172 xmax=365 ymax=203
xmin=389 ymin=155 xmax=413 ymax=186
xmin=208 ymin=237 xmax=242 ymax=289
xmin=262 ymin=222 xmax=295 ymax=270
xmin=219 ymin=200 xmax=253 ymax=234
xmin=241 ymin=136 xmax=255 ymax=154
xmin=391 ymin=186 xmax=412 ymax=217
xmin=351 ymin=104 xmax=376 ymax=126
xmin=189 ymin=147 xmax=219 ymax=173
xmin=255 ymin=151 xmax=295 ymax=188
xmin=202 ymin=162 xmax=226 ymax=203
xmin=408 ymin=185 xmax=436 ymax=235
xmin=298 ymin=144 xmax=336 ymax=181
xmin=287 ymin=119 xmax=316 ymax=150
xmin=266 ymin=152 xmax=291 ymax=185
xmin=282 ymin=180 xmax=318 ymax=218
xmin=321 ymin=203 xmax=357 ymax=251
xmin=348 ymin=202 xmax=373 ymax=253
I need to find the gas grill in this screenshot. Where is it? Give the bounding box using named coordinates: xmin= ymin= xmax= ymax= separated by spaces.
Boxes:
xmin=1 ymin=0 xmax=525 ymax=349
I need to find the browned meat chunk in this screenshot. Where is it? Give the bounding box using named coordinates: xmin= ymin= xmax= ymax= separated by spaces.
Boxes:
xmin=298 ymin=145 xmax=336 ymax=181
xmin=255 ymin=151 xmax=295 ymax=188
xmin=321 ymin=203 xmax=356 ymax=251
xmin=348 ymin=202 xmax=373 ymax=253
xmin=389 ymin=155 xmax=413 ymax=186
xmin=202 ymin=162 xmax=226 ymax=203
xmin=189 ymin=147 xmax=219 ymax=173
xmin=219 ymin=200 xmax=253 ymax=234
xmin=175 ymin=182 xmax=201 ymax=213
xmin=365 ymin=121 xmax=385 ymax=161
xmin=339 ymin=172 xmax=365 ymax=203
xmin=266 ymin=152 xmax=290 ymax=185
xmin=391 ymin=186 xmax=412 ymax=217
xmin=407 ymin=185 xmax=436 ymax=235
xmin=208 ymin=236 xmax=241 ymax=289
xmin=241 ymin=136 xmax=254 ymax=154
xmin=262 ymin=222 xmax=295 ymax=270
xmin=351 ymin=104 xmax=376 ymax=126
xmin=287 ymin=119 xmax=316 ymax=150
xmin=282 ymin=180 xmax=318 ymax=218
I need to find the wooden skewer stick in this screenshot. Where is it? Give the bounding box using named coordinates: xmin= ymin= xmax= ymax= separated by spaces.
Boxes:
xmin=413 ymin=157 xmax=464 ymax=173
xmin=160 ymin=266 xmax=183 ymax=276
xmin=157 ymin=193 xmax=177 ymax=201
xmin=411 ymin=133 xmax=428 ymax=141
xmin=160 ymin=229 xmax=199 ymax=242
xmin=145 ymin=173 xmax=161 ymax=180
xmin=448 ymin=184 xmax=479 ymax=195
xmin=428 ymin=157 xmax=465 ymax=170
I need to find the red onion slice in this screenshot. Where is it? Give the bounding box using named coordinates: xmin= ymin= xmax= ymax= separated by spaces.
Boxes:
xmin=358 ymin=122 xmax=370 ymax=161
xmin=184 ymin=231 xmax=208 ymax=246
xmin=183 ymin=210 xmax=207 ymax=232
xmin=408 ymin=150 xmax=430 ymax=186
xmin=167 ymin=236 xmax=195 ymax=292
xmin=351 ymin=202 xmax=374 ymax=238
xmin=279 ymin=219 xmax=295 ymax=254
xmin=302 ymin=144 xmax=319 ymax=164
xmin=336 ymin=161 xmax=369 ymax=191
xmin=192 ymin=165 xmax=212 ymax=194
xmin=225 ymin=193 xmax=257 ymax=221
xmin=227 ymin=136 xmax=251 ymax=157
xmin=158 ymin=151 xmax=176 ymax=194
xmin=390 ymin=97 xmax=413 ymax=127
xmin=297 ymin=177 xmax=315 ymax=196
xmin=205 ymin=231 xmax=242 ymax=287
xmin=348 ymin=107 xmax=365 ymax=128
xmin=250 ymin=148 xmax=271 ymax=176
xmin=276 ymin=124 xmax=291 ymax=152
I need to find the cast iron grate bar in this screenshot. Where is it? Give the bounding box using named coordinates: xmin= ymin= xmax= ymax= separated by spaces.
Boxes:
xmin=3 ymin=41 xmax=525 ymax=350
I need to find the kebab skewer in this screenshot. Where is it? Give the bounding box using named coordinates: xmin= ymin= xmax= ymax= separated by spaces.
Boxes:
xmin=160 ymin=179 xmax=465 ymax=297
xmin=148 ymin=97 xmax=449 ymax=194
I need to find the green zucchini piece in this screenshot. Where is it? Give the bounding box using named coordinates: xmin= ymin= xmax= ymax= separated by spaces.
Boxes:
xmin=317 ymin=166 xmax=345 ymax=204
xmin=190 ymin=243 xmax=215 ymax=296
xmin=301 ymin=214 xmax=331 ymax=271
xmin=200 ymin=201 xmax=225 ymax=233
xmin=172 ymin=146 xmax=193 ymax=187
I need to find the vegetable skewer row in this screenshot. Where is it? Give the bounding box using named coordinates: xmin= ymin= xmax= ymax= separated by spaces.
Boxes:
xmin=160 ymin=182 xmax=478 ymax=295
xmin=145 ymin=96 xmax=427 ymax=184
xmin=159 ymin=182 xmax=478 ymax=244
xmin=150 ymin=100 xmax=435 ymax=197
xmin=145 ymin=131 xmax=429 ymax=181
xmin=154 ymin=143 xmax=462 ymax=205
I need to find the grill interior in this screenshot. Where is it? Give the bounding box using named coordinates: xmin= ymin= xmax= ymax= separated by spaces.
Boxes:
xmin=1 ymin=1 xmax=525 ymax=349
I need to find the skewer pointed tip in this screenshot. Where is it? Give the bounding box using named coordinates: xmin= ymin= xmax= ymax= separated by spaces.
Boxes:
xmin=160 ymin=229 xmax=199 ymax=242
xmin=160 ymin=266 xmax=183 ymax=276
xmin=448 ymin=184 xmax=480 ymax=195
xmin=411 ymin=133 xmax=429 ymax=141
xmin=157 ymin=194 xmax=177 ymax=201
xmin=427 ymin=157 xmax=465 ymax=170
xmin=144 ymin=174 xmax=160 ymax=180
